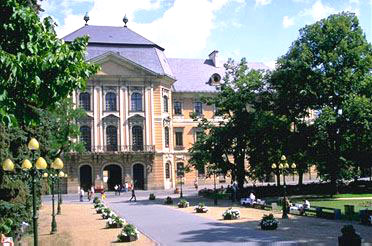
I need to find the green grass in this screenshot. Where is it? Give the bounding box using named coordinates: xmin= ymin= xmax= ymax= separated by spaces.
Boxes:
xmin=332 ymin=193 xmax=372 ymax=198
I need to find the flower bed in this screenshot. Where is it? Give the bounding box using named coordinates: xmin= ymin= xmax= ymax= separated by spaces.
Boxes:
xmin=164 ymin=196 xmax=173 ymax=205
xmin=260 ymin=214 xmax=278 ymax=230
xmin=194 ymin=203 xmax=208 ymax=213
xmin=106 ymin=216 xmax=126 ymax=228
xmin=222 ymin=208 xmax=240 ymax=220
xmin=117 ymin=224 xmax=139 ymax=242
xmin=178 ymin=199 xmax=189 ymax=208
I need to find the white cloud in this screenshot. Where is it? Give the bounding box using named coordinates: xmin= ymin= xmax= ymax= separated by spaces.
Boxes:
xmin=282 ymin=16 xmax=295 ymax=28
xmin=300 ymin=0 xmax=336 ymax=21
xmin=255 ymin=0 xmax=272 ymax=6
xmin=43 ymin=0 xmax=239 ymax=58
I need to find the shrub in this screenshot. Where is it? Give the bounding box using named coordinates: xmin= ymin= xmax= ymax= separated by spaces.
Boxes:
xmin=106 ymin=216 xmax=126 ymax=228
xmin=178 ymin=199 xmax=189 ymax=208
xmin=117 ymin=224 xmax=139 ymax=242
xmin=222 ymin=208 xmax=240 ymax=220
xmin=260 ymin=214 xmax=278 ymax=230
xmin=194 ymin=203 xmax=208 ymax=213
xmin=164 ymin=196 xmax=173 ymax=204
xmin=149 ymin=193 xmax=156 ymax=200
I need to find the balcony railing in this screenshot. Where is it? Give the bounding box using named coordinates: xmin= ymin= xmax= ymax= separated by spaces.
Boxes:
xmin=88 ymin=145 xmax=155 ymax=153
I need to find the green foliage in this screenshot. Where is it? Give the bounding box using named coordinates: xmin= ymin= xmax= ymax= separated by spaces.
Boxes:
xmin=0 ymin=0 xmax=98 ymax=126
xmin=270 ymin=12 xmax=372 ymax=189
xmin=0 ymin=218 xmax=13 ymax=236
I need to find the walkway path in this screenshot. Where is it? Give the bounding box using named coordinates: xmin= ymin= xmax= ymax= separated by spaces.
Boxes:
xmin=106 ymin=196 xmax=298 ymax=246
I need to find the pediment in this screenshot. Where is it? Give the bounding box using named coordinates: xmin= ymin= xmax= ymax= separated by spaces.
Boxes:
xmin=90 ymin=52 xmax=157 ymax=77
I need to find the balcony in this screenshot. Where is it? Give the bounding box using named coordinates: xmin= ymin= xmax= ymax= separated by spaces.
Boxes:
xmin=90 ymin=145 xmax=155 ymax=153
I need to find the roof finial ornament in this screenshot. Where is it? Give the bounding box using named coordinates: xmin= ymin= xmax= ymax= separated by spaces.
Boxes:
xmin=84 ymin=12 xmax=90 ymax=26
xmin=123 ymin=14 xmax=128 ymax=27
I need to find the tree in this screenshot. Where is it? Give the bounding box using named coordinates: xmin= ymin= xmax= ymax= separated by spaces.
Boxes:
xmin=0 ymin=0 xmax=98 ymax=126
xmin=189 ymin=58 xmax=269 ymax=193
xmin=270 ymin=12 xmax=372 ymax=192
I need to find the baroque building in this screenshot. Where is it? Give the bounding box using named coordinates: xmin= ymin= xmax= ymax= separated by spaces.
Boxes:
xmin=62 ymin=19 xmax=270 ymax=193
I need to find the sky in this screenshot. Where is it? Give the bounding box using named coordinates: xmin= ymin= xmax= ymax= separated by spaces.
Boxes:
xmin=40 ymin=0 xmax=372 ymax=68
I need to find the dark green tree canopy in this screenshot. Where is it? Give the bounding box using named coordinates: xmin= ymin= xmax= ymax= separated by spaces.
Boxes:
xmin=0 ymin=0 xmax=98 ymax=126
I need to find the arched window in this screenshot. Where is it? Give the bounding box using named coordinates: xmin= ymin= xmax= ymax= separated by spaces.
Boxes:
xmin=131 ymin=92 xmax=142 ymax=112
xmin=106 ymin=125 xmax=118 ymax=151
xmin=132 ymin=126 xmax=143 ymax=151
xmin=165 ymin=162 xmax=170 ymax=179
xmin=79 ymin=92 xmax=91 ymax=111
xmin=164 ymin=127 xmax=169 ymax=148
xmin=105 ymin=92 xmax=117 ymax=111
xmin=163 ymin=95 xmax=168 ymax=112
xmin=80 ymin=126 xmax=91 ymax=151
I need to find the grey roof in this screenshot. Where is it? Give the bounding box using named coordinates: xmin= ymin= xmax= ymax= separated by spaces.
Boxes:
xmin=63 ymin=25 xmax=173 ymax=77
xmin=168 ymin=58 xmax=269 ymax=92
xmin=86 ymin=44 xmax=173 ymax=77
xmin=63 ymin=25 xmax=164 ymax=50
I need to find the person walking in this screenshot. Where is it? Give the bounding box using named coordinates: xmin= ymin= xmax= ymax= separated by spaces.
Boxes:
xmin=124 ymin=182 xmax=128 ymax=192
xmin=114 ymin=184 xmax=118 ymax=196
xmin=129 ymin=185 xmax=136 ymax=202
xmin=80 ymin=188 xmax=84 ymax=202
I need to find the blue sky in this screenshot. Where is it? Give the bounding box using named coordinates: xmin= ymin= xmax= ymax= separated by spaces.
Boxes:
xmin=41 ymin=0 xmax=371 ymax=68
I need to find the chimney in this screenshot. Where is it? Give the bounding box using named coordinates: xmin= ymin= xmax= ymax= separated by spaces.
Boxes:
xmin=208 ymin=50 xmax=220 ymax=67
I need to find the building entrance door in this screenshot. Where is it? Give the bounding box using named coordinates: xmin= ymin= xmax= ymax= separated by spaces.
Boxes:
xmin=80 ymin=165 xmax=92 ymax=191
xmin=133 ymin=164 xmax=144 ymax=190
xmin=103 ymin=165 xmax=122 ymax=191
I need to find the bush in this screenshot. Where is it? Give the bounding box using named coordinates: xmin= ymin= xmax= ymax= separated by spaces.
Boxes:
xmin=260 ymin=214 xmax=278 ymax=230
xmin=178 ymin=199 xmax=189 ymax=208
xmin=194 ymin=203 xmax=208 ymax=213
xmin=149 ymin=193 xmax=156 ymax=200
xmin=222 ymin=208 xmax=240 ymax=220
xmin=106 ymin=216 xmax=126 ymax=228
xmin=117 ymin=224 xmax=139 ymax=242
xmin=164 ymin=196 xmax=173 ymax=205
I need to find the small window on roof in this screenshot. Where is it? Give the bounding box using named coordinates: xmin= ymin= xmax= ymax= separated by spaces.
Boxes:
xmin=208 ymin=73 xmax=221 ymax=85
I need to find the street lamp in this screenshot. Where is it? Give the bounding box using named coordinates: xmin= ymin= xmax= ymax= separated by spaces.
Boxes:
xmin=50 ymin=158 xmax=63 ymax=233
xmin=272 ymin=155 xmax=296 ymax=219
xmin=1 ymin=138 xmax=46 ymax=246
xmin=57 ymin=172 xmax=68 ymax=215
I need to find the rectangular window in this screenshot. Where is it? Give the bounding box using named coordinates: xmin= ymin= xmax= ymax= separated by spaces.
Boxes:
xmin=174 ymin=101 xmax=182 ymax=115
xmin=164 ymin=127 xmax=169 ymax=148
xmin=175 ymin=131 xmax=183 ymax=147
xmin=194 ymin=102 xmax=203 ymax=116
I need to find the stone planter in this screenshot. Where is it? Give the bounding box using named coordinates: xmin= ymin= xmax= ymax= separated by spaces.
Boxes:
xmin=260 ymin=223 xmax=278 ymax=230
xmin=195 ymin=208 xmax=208 ymax=213
xmin=118 ymin=235 xmax=138 ymax=242
xmin=178 ymin=203 xmax=189 ymax=208
xmin=223 ymin=214 xmax=239 ymax=220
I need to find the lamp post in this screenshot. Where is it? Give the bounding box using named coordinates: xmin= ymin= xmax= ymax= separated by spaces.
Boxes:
xmin=2 ymin=138 xmax=47 ymax=246
xmin=57 ymin=173 xmax=68 ymax=215
xmin=50 ymin=158 xmax=64 ymax=233
xmin=213 ymin=171 xmax=217 ymax=205
xmin=272 ymin=155 xmax=296 ymax=219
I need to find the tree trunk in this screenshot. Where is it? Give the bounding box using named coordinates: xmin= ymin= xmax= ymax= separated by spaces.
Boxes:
xmin=298 ymin=170 xmax=303 ymax=186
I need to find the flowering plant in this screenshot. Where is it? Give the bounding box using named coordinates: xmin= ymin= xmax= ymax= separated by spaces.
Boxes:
xmin=106 ymin=216 xmax=126 ymax=228
xmin=194 ymin=202 xmax=208 ymax=213
xmin=95 ymin=204 xmax=105 ymax=214
xmin=178 ymin=199 xmax=189 ymax=208
xmin=117 ymin=224 xmax=139 ymax=242
xmin=260 ymin=214 xmax=278 ymax=230
xmin=93 ymin=197 xmax=100 ymax=204
xmin=164 ymin=196 xmax=173 ymax=204
xmin=102 ymin=208 xmax=116 ymax=219
xmin=149 ymin=193 xmax=156 ymax=200
xmin=222 ymin=208 xmax=240 ymax=220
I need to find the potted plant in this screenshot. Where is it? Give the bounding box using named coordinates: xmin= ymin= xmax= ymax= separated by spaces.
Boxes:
xmin=93 ymin=197 xmax=100 ymax=204
xmin=117 ymin=224 xmax=139 ymax=242
xmin=102 ymin=208 xmax=114 ymax=219
xmin=149 ymin=193 xmax=156 ymax=200
xmin=106 ymin=216 xmax=126 ymax=228
xmin=178 ymin=199 xmax=189 ymax=208
xmin=95 ymin=204 xmax=104 ymax=214
xmin=222 ymin=208 xmax=240 ymax=220
xmin=164 ymin=196 xmax=173 ymax=204
xmin=260 ymin=214 xmax=278 ymax=230
xmin=194 ymin=202 xmax=208 ymax=213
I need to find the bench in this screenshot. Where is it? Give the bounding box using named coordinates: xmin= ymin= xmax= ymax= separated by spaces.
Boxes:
xmin=313 ymin=206 xmax=341 ymax=220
